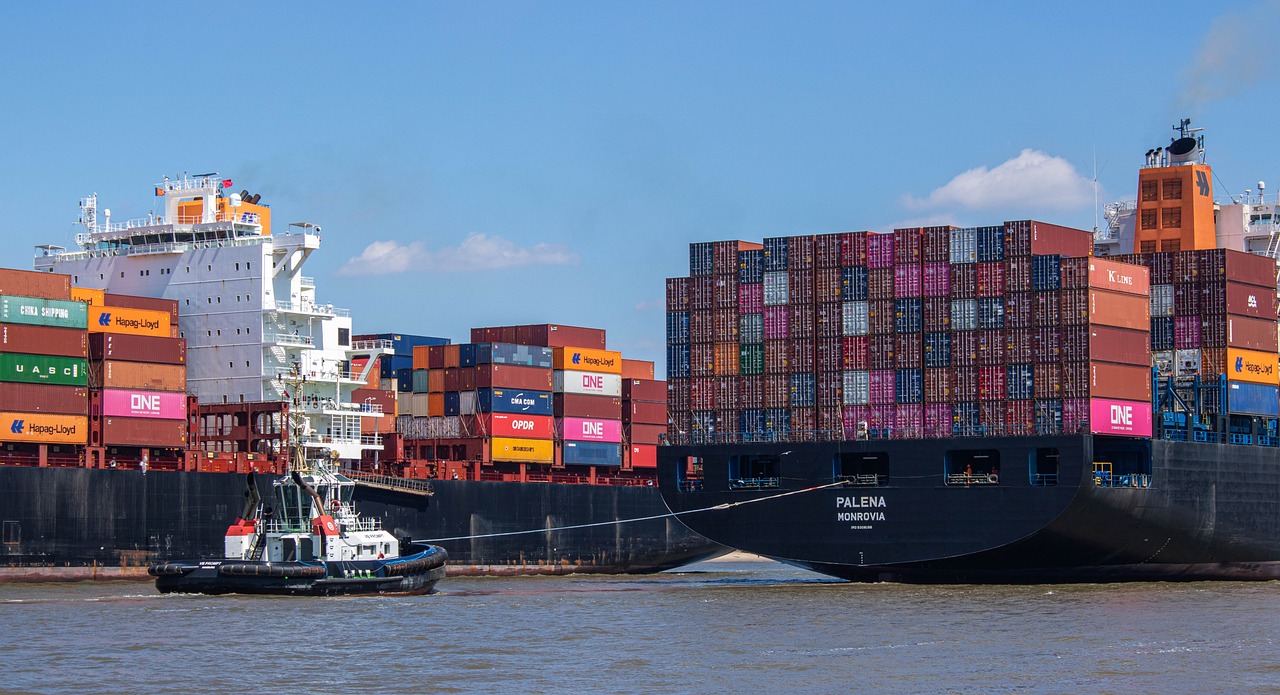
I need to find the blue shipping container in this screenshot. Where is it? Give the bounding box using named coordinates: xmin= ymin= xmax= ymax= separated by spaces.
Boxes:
xmin=443 ymin=391 xmax=460 ymax=416
xmin=380 ymin=354 xmax=414 ymax=379
xmin=977 ymin=297 xmax=1005 ymax=330
xmin=395 ymin=367 xmax=413 ymax=392
xmin=739 ymin=249 xmax=765 ymax=284
xmin=667 ymin=344 xmax=691 ymax=378
xmin=1228 ymin=381 xmax=1280 ymax=416
xmin=763 ymin=408 xmax=791 ymax=437
xmin=1035 ymin=399 xmax=1063 ymax=431
xmin=924 ymin=332 xmax=951 ymax=368
xmin=562 ymin=441 xmax=622 ymax=466
xmin=739 ymin=408 xmax=765 ymax=438
xmin=790 ymin=373 xmax=816 ymax=407
xmin=667 ymin=312 xmax=690 ymax=345
xmin=690 ymin=242 xmax=714 ymax=276
xmin=1032 ymin=256 xmax=1062 ymax=292
xmin=976 ymin=225 xmax=1005 ymax=262
xmin=842 ymin=266 xmax=869 ymax=301
xmin=895 ymin=368 xmax=923 ymax=404
xmin=1150 ymin=317 xmax=1175 ymax=351
xmin=477 ymin=388 xmax=554 ymax=416
xmin=475 ymin=342 xmax=554 ymax=368
xmin=459 ymin=343 xmax=477 ymax=367
xmin=954 ymin=402 xmax=980 ymax=431
xmin=894 ymin=298 xmax=922 ymax=334
xmin=360 ymin=333 xmax=450 ymax=357
xmin=1007 ymin=364 xmax=1034 ymax=400
xmin=763 ymin=237 xmax=789 ymax=272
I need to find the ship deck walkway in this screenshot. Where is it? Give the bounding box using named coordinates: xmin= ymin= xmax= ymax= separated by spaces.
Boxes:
xmin=349 ymin=472 xmax=434 ymax=496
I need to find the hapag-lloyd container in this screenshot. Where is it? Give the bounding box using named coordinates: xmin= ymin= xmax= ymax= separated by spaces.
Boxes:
xmin=1225 ymin=347 xmax=1279 ymax=385
xmin=0 ymin=384 xmax=87 ymax=415
xmin=2 ymin=323 xmax=87 ymax=358
xmin=1090 ymin=397 xmax=1153 ymax=437
xmin=101 ymin=389 xmax=187 ymax=420
xmin=554 ymin=370 xmax=623 ymax=397
xmin=87 ymin=305 xmax=171 ymax=337
xmin=0 ymin=411 xmax=87 ymax=444
xmin=0 ymin=295 xmax=88 ymax=329
xmin=552 ymin=347 xmax=622 ymax=374
xmin=559 ymin=417 xmax=623 ymax=443
xmin=0 ymin=353 xmax=88 ymax=386
xmin=490 ymin=436 xmax=555 ymax=463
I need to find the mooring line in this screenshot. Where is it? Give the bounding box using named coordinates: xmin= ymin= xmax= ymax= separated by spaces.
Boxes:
xmin=420 ymin=480 xmax=848 ymax=543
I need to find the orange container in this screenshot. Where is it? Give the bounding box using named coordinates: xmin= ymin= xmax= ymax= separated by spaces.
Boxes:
xmin=621 ymin=359 xmax=655 ymax=380
xmin=427 ymin=369 xmax=444 ymax=393
xmin=71 ymin=287 xmax=105 ymax=305
xmin=443 ymin=344 xmax=460 ymax=368
xmin=1087 ymin=257 xmax=1150 ymax=296
xmin=0 ymin=269 xmax=70 ymax=300
xmin=88 ymin=305 xmax=172 ymax=337
xmin=412 ymin=344 xmax=430 ymax=370
xmin=1088 ymin=290 xmax=1150 ymax=331
xmin=1225 ymin=348 xmax=1279 ymax=385
xmin=552 ymin=346 xmax=623 ymax=374
xmin=713 ymin=342 xmax=740 ymax=376
xmin=1089 ymin=361 xmax=1152 ymax=402
xmin=428 ymin=392 xmax=444 ymax=417
xmin=94 ymin=360 xmax=187 ymax=391
xmin=0 ymin=412 xmax=88 ymax=444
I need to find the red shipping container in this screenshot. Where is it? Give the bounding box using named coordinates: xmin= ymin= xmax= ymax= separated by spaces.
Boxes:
xmin=427 ymin=345 xmax=446 ymax=369
xmin=842 ymin=336 xmax=869 ymax=370
xmin=893 ymin=403 xmax=922 ymax=439
xmin=924 ymin=226 xmax=953 ymax=263
xmin=924 ymin=367 xmax=952 ymax=403
xmin=1089 ymin=290 xmax=1151 ymax=330
xmin=789 ymin=338 xmax=816 ymax=373
xmin=1034 ymin=363 xmax=1062 ymax=398
xmin=0 ymin=268 xmax=71 ymax=300
xmin=1005 ymin=292 xmax=1033 ymax=329
xmin=739 ymin=375 xmax=763 ymax=409
xmin=475 ymin=364 xmax=553 ymax=390
xmin=976 ymin=329 xmax=1006 ymax=366
xmin=1034 ymin=326 xmax=1062 ymax=363
xmin=1086 ymin=257 xmax=1150 ymax=296
xmin=690 ymin=343 xmax=714 ymax=376
xmin=1089 ymin=326 xmax=1151 ymax=366
xmin=922 ymin=262 xmax=951 ymax=297
xmin=689 ymin=276 xmax=714 ymax=310
xmin=814 ymin=233 xmax=843 ymax=268
xmin=477 ymin=413 xmax=554 ymax=439
xmin=1062 ymin=361 xmax=1090 ymax=397
xmin=951 ymin=263 xmax=977 ymax=298
xmin=1063 ymin=397 xmax=1089 ymax=432
xmin=869 ymin=334 xmax=896 ymax=370
xmin=1004 ymin=220 xmax=1093 ymax=258
xmin=895 ymin=333 xmax=921 ymax=368
xmin=668 ymin=378 xmax=691 ymax=409
xmin=869 ymin=300 xmax=895 ymax=335
xmin=1196 ymin=248 xmax=1277 ymax=288
xmin=764 ymin=374 xmax=790 ymax=408
xmin=788 ymin=305 xmax=815 ymax=339
xmin=816 ymin=267 xmax=842 ymax=303
xmin=868 ymin=268 xmax=894 ymax=300
xmin=94 ymin=416 xmax=187 ymax=448
xmin=442 ymin=368 xmax=460 ymax=391
xmin=1174 ymin=284 xmax=1200 ymax=315
xmin=1089 ymin=362 xmax=1151 ymax=401
xmin=1007 ymin=327 xmax=1033 ymax=364
xmin=1005 ymin=400 xmax=1033 ymax=434
xmin=816 ymin=302 xmax=843 ymax=338
xmin=690 ymin=310 xmax=713 ymax=343
xmin=0 ymin=384 xmax=87 ymax=415
xmin=923 ymin=297 xmax=951 ymax=331
xmin=1035 ymin=291 xmax=1063 ymax=328
xmin=817 ymin=336 xmax=843 ymax=372
xmin=953 ymin=366 xmax=978 ymax=401
xmin=1227 ymin=315 xmax=1279 ymax=352
xmin=738 ymin=282 xmax=764 ymax=314
xmin=714 ymin=376 xmax=740 ymax=410
xmin=892 ymin=228 xmax=923 ymax=265
xmin=841 ymin=232 xmax=869 ymax=267
xmin=629 ymin=444 xmax=657 ymax=468
xmin=787 ymin=236 xmax=815 ymax=270
xmin=713 ymin=309 xmax=740 ymax=342
xmin=1210 ymin=281 xmax=1278 ymax=319
xmin=666 ymin=277 xmax=690 ymax=311
xmin=817 ymin=372 xmax=842 ymax=408
xmin=690 ymin=377 xmax=715 ymax=410
xmin=103 ymin=293 xmax=179 ymax=324
xmin=894 ymin=264 xmax=922 ymax=298
xmin=1060 ymin=289 xmax=1089 ymax=326
xmin=788 ymin=268 xmax=815 ymax=304
xmin=554 ymin=393 xmax=622 ymax=419
xmin=518 ymin=324 xmax=606 ymax=349
xmin=952 ymin=330 xmax=977 ymax=367
xmin=623 ymin=379 xmax=666 ymax=402
xmin=629 ymin=423 xmax=666 ymax=445
xmin=976 ymin=262 xmax=1006 ymax=297
xmin=1006 ymin=258 xmax=1032 ymax=293
xmin=713 ymin=275 xmax=739 ymax=308
xmin=763 ymin=340 xmax=789 ymax=373
xmin=979 ymin=401 xmax=1006 ymax=432
xmin=3 ymin=324 xmax=87 ymax=358
xmin=978 ymin=366 xmax=1007 ymax=401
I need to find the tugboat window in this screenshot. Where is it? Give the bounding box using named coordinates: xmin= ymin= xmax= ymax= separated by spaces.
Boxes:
xmin=945 ymin=449 xmax=1000 ymax=486
xmin=835 ymin=452 xmax=889 ymax=486
xmin=728 ymin=454 xmax=780 ymax=490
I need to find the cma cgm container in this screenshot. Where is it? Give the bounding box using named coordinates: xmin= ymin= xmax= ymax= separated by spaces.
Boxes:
xmin=1 ymin=324 xmax=87 ymax=358
xmin=476 ymin=388 xmax=554 ymax=416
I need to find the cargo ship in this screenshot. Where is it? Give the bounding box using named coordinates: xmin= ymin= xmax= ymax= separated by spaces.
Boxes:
xmin=0 ymin=174 xmax=721 ymax=580
xmin=657 ymin=120 xmax=1280 ymax=583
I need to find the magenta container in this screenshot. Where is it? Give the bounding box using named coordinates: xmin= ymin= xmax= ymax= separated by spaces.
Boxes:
xmin=869 ymin=369 xmax=895 ymax=405
xmin=560 ymin=416 xmax=623 ymax=443
xmin=101 ymin=388 xmax=187 ymax=420
xmin=737 ymin=282 xmax=763 ymax=314
xmin=763 ymin=306 xmax=790 ymax=339
xmin=894 ymin=264 xmax=922 ymax=298
xmin=893 ymin=404 xmax=922 ymax=438
xmin=1174 ymin=316 xmax=1202 ymax=349
xmin=922 ymin=262 xmax=951 ymax=297
xmin=924 ymin=403 xmax=952 ymax=437
xmin=867 ymin=234 xmax=895 ymax=269
xmin=1089 ymin=397 xmax=1152 ymax=437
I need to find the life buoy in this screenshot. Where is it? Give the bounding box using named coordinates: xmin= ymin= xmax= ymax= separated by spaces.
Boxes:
xmin=330 ymin=499 xmax=341 ymax=512
xmin=987 ymin=473 xmax=999 ymax=484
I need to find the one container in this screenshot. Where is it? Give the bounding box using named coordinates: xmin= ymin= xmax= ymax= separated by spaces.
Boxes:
xmin=0 ymin=384 xmax=88 ymax=415
xmin=559 ymin=417 xmax=623 ymax=443
xmin=101 ymin=389 xmax=187 ymax=420
xmin=561 ymin=440 xmax=622 ymax=466
xmin=0 ymin=353 xmax=88 ymax=386
xmin=1089 ymin=398 xmax=1153 ymax=437
xmin=88 ymin=333 xmax=185 ymax=364
xmin=94 ymin=361 xmax=186 ymax=391
xmin=0 ymin=412 xmax=88 ymax=444
xmin=554 ymin=370 xmax=623 ymax=397
xmin=2 ymin=323 xmax=87 ymax=358
xmin=0 ymin=295 xmax=88 ymax=329
xmin=490 ymin=436 xmax=554 ymax=463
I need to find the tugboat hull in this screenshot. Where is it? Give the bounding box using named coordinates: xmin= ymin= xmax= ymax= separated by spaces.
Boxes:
xmin=150 ymin=545 xmax=448 ymax=596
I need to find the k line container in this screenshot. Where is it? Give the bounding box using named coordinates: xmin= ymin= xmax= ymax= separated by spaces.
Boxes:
xmin=0 ymin=384 xmax=87 ymax=415
xmin=2 ymin=323 xmax=87 ymax=358
xmin=491 ymin=436 xmax=555 ymax=463
xmin=0 ymin=411 xmax=87 ymax=444
xmin=0 ymin=295 xmax=88 ymax=329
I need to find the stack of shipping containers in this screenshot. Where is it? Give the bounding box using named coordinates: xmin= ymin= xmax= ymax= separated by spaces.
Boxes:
xmin=352 ymin=333 xmax=449 ymax=435
xmin=554 ymin=344 xmax=624 ymax=467
xmin=82 ymin=290 xmax=192 ymax=456
xmin=0 ymin=269 xmax=89 ymax=464
xmin=622 ymin=358 xmax=666 ymax=470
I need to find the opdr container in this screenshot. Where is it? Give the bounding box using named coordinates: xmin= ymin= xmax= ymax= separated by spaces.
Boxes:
xmin=1089 ymin=398 xmax=1153 ymax=437
xmin=490 ymin=436 xmax=554 ymax=463
xmin=0 ymin=412 xmax=87 ymax=444
xmin=477 ymin=413 xmax=554 ymax=439
xmin=0 ymin=353 xmax=88 ymax=386
xmin=2 ymin=323 xmax=87 ymax=358
xmin=0 ymin=295 xmax=88 ymax=329
xmin=101 ymin=389 xmax=188 ymax=419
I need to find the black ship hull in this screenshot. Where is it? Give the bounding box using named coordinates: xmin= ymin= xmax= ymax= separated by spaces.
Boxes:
xmin=657 ymin=434 xmax=1280 ymax=583
xmin=0 ymin=468 xmax=724 ymax=580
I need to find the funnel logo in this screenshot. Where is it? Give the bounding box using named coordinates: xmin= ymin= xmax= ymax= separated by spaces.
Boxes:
xmin=1196 ymin=170 xmax=1210 ymax=197
xmin=98 ymin=312 xmax=112 ymax=327
xmin=1237 ymin=356 xmax=1244 ymax=372
xmin=10 ymin=420 xmax=23 ymax=434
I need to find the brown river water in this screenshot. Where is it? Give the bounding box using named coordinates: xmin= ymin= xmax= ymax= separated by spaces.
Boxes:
xmin=1 ymin=555 xmax=1277 ymax=694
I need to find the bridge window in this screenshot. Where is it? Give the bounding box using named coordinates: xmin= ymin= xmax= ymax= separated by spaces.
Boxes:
xmin=676 ymin=456 xmax=704 ymax=492
xmin=728 ymin=454 xmax=780 ymax=490
xmin=1030 ymin=448 xmax=1059 ymax=487
xmin=835 ymin=452 xmax=889 ymax=486
xmin=945 ymin=449 xmax=1000 ymax=486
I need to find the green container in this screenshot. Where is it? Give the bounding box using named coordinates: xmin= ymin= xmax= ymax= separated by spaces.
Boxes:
xmin=0 ymin=353 xmax=89 ymax=386
xmin=0 ymin=295 xmax=89 ymax=329
xmin=739 ymin=343 xmax=765 ymax=376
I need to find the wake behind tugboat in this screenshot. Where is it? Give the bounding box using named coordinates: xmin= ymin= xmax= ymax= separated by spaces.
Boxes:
xmin=149 ymin=463 xmax=447 ymax=596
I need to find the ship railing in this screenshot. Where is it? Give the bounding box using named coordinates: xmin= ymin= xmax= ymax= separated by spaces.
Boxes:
xmin=677 ymin=479 xmax=705 ymax=492
xmin=348 ymin=472 xmax=434 ymax=495
xmin=945 ymin=473 xmax=1000 ymax=486
xmin=271 ymin=300 xmax=351 ymax=317
xmin=1030 ymin=473 xmax=1059 ymax=487
xmin=728 ymin=477 xmax=780 ymax=490
xmin=264 ymin=332 xmax=314 ymax=347
xmin=351 ymin=339 xmax=395 ymax=352
xmin=664 ymin=424 xmax=1080 ymax=446
xmin=1092 ymin=472 xmax=1152 ymax=488
xmin=360 ymin=433 xmax=383 ymax=446
xmin=836 ymin=473 xmax=884 ymax=487
xmin=596 ymin=476 xmax=656 ymax=487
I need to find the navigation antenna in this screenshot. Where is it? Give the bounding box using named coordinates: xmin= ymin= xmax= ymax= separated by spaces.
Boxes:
xmin=276 ymin=364 xmax=312 ymax=475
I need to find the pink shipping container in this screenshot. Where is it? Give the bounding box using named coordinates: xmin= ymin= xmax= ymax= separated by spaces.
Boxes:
xmin=738 ymin=283 xmax=764 ymax=313
xmin=841 ymin=232 xmax=869 ymax=267
xmin=869 ymin=404 xmax=893 ymax=430
xmin=101 ymin=389 xmax=187 ymax=420
xmin=869 ymin=370 xmax=895 ymax=405
xmin=924 ymin=402 xmax=952 ymax=437
xmin=763 ymin=306 xmax=789 ymax=339
xmin=893 ymin=404 xmax=922 ymax=439
xmin=1090 ymin=397 xmax=1153 ymax=437
xmin=842 ymin=336 xmax=869 ymax=370
xmin=922 ymin=262 xmax=951 ymax=297
xmin=867 ymin=233 xmax=895 ymax=269
xmin=976 ymin=262 xmax=1006 ymax=297
xmin=560 ymin=417 xmax=623 ymax=443
xmin=842 ymin=405 xmax=871 ymax=432
xmin=666 ymin=277 xmax=690 ymax=311
xmin=894 ymin=264 xmax=922 ymax=298
xmin=1063 ymin=398 xmax=1089 ymax=432
xmin=816 ymin=268 xmax=842 ymax=303
xmin=978 ymin=366 xmax=1007 ymax=401
xmin=788 ymin=305 xmax=815 ymax=339
xmin=789 ymin=338 xmax=816 ymax=373
xmin=788 ymin=268 xmax=815 ymax=305
xmin=1174 ymin=316 xmax=1201 ymax=349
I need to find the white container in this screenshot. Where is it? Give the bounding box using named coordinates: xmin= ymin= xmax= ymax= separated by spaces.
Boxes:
xmin=842 ymin=370 xmax=869 ymax=405
xmin=554 ymin=370 xmax=623 ymax=397
xmin=843 ymin=301 xmax=869 ymax=336
xmin=951 ymin=299 xmax=977 ymax=331
xmin=763 ymin=271 xmax=790 ymax=306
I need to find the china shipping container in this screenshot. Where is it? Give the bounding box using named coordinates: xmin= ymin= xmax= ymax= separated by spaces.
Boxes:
xmin=0 ymin=295 xmax=88 ymax=330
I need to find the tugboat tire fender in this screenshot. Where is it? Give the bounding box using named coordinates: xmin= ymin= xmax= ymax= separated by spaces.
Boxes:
xmin=148 ymin=563 xmax=197 ymax=577
xmin=219 ymin=563 xmax=326 ymax=579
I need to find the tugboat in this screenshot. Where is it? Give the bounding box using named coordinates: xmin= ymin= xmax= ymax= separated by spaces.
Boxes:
xmin=150 ymin=465 xmax=448 ymax=596
xmin=150 ymin=369 xmax=447 ymax=595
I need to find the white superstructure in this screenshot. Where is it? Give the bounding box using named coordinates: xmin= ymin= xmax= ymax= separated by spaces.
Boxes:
xmin=34 ymin=173 xmax=390 ymax=461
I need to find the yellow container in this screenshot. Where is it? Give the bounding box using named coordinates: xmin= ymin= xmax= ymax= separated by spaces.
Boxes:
xmin=552 ymin=346 xmax=623 ymax=374
xmin=1225 ymin=348 xmax=1279 ymax=385
xmin=70 ymin=287 xmax=105 ymax=306
xmin=88 ymin=305 xmax=172 ymax=337
xmin=490 ymin=436 xmax=554 ymax=463
xmin=0 ymin=412 xmax=88 ymax=444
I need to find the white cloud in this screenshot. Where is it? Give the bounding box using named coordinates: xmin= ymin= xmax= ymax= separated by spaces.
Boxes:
xmin=902 ymin=149 xmax=1094 ymax=212
xmin=338 ymin=234 xmax=578 ymax=276
xmin=1180 ymin=2 xmax=1280 ymax=107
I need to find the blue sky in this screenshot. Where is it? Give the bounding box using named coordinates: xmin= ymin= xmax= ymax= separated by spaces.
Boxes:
xmin=2 ymin=2 xmax=1278 ymax=372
